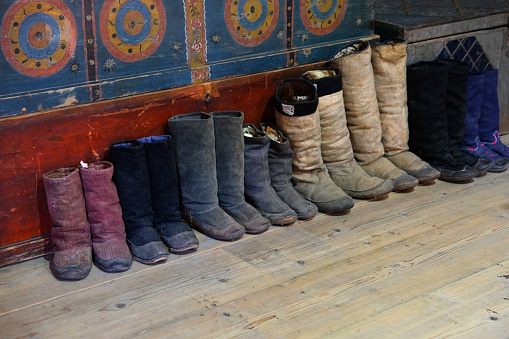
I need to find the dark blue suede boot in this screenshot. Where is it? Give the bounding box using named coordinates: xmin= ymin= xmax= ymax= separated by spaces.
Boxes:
xmin=139 ymin=136 xmax=199 ymax=254
xmin=243 ymin=123 xmax=298 ymax=226
xmin=109 ymin=140 xmax=169 ymax=264
xmin=260 ymin=122 xmax=318 ymax=220
xmin=436 ymin=59 xmax=492 ymax=176
xmin=168 ymin=112 xmax=245 ymax=241
xmin=478 ymin=69 xmax=509 ymax=158
xmin=210 ymin=111 xmax=271 ymax=235
xmin=461 ymin=71 xmax=509 ymax=172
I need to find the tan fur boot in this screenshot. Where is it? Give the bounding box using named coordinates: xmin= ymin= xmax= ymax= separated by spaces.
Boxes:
xmin=301 ymin=68 xmax=394 ymax=199
xmin=371 ymin=39 xmax=440 ymax=183
xmin=274 ymin=78 xmax=354 ymax=213
xmin=329 ymin=40 xmax=418 ymax=191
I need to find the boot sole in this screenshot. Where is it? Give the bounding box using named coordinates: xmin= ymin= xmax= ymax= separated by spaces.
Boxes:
xmin=133 ymin=255 xmax=168 ymax=265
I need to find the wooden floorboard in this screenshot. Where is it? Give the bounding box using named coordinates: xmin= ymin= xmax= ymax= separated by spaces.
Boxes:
xmin=2 ymin=144 xmax=509 ymax=337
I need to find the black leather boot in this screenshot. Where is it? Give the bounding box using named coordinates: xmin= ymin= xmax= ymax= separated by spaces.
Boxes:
xmin=168 ymin=112 xmax=245 ymax=241
xmin=109 ymin=140 xmax=169 ymax=264
xmin=210 ymin=111 xmax=271 ymax=234
xmin=139 ymin=135 xmax=199 ymax=254
xmin=407 ymin=61 xmax=477 ymax=183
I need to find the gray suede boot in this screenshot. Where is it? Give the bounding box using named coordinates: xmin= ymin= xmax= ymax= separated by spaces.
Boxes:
xmin=260 ymin=122 xmax=318 ymax=220
xmin=168 ymin=112 xmax=245 ymax=241
xmin=211 ymin=111 xmax=271 ymax=234
xmin=274 ymin=78 xmax=354 ymax=214
xmin=243 ymin=123 xmax=298 ymax=226
xmin=330 ymin=41 xmax=418 ymax=191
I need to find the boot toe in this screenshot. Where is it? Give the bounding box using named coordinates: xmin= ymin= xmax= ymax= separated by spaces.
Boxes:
xmin=434 ymin=165 xmax=478 ymax=183
xmin=128 ymin=240 xmax=169 ymax=265
xmin=488 ymin=158 xmax=509 ymax=173
xmin=94 ymin=255 xmax=133 ymax=273
xmin=294 ymin=203 xmax=318 ymax=220
xmin=344 ymin=179 xmax=395 ymax=199
xmin=161 ymin=230 xmax=199 ymax=254
xmin=392 ymin=173 xmax=419 ymax=192
xmin=314 ymin=196 xmax=354 ymax=214
xmin=243 ymin=216 xmax=271 ymax=234
xmin=51 ymin=261 xmax=92 ymax=281
xmin=472 ymin=159 xmax=493 ymax=177
xmin=264 ymin=210 xmax=298 ymax=226
xmin=406 ymin=164 xmax=440 ymax=184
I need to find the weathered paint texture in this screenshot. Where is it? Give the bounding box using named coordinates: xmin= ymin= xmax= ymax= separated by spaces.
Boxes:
xmin=0 ymin=0 xmax=372 ymax=117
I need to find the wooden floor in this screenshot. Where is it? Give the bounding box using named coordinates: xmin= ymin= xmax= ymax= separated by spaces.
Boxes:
xmin=2 ymin=158 xmax=509 ymax=338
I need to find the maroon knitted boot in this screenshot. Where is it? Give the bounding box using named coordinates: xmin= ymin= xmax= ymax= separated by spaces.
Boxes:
xmin=42 ymin=167 xmax=92 ymax=281
xmin=80 ymin=161 xmax=133 ymax=273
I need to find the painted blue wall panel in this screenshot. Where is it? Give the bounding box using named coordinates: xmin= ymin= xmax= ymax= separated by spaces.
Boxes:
xmin=0 ymin=0 xmax=373 ymax=118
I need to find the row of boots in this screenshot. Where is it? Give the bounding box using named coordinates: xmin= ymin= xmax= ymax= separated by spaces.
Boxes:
xmin=43 ymin=111 xmax=321 ymax=280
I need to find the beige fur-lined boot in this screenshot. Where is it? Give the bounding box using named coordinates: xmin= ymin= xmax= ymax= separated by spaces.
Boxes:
xmin=329 ymin=40 xmax=418 ymax=191
xmin=301 ymin=68 xmax=394 ymax=199
xmin=371 ymin=38 xmax=440 ymax=184
xmin=274 ymin=78 xmax=354 ymax=214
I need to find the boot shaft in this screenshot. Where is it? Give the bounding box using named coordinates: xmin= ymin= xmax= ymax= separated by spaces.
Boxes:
xmin=260 ymin=122 xmax=294 ymax=190
xmin=371 ymin=38 xmax=410 ymax=156
xmin=210 ymin=111 xmax=246 ymax=207
xmin=300 ymin=67 xmax=355 ymax=175
xmin=138 ymin=135 xmax=182 ymax=224
xmin=478 ymin=69 xmax=501 ymax=142
xmin=274 ymin=78 xmax=323 ymax=175
xmin=407 ymin=61 xmax=450 ymax=161
xmin=436 ymin=59 xmax=469 ymax=150
xmin=42 ymin=167 xmax=90 ymax=234
xmin=79 ymin=161 xmax=125 ymax=239
xmin=168 ymin=112 xmax=219 ymax=209
xmin=329 ymin=40 xmax=384 ymax=165
xmin=108 ymin=140 xmax=154 ymax=229
xmin=463 ymin=72 xmax=486 ymax=148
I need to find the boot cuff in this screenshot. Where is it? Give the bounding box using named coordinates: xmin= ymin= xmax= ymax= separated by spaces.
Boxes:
xmin=435 ymin=58 xmax=468 ymax=74
xmin=301 ymin=67 xmax=342 ymax=97
xmin=138 ymin=135 xmax=171 ymax=144
xmin=407 ymin=61 xmax=448 ymax=75
xmin=329 ymin=40 xmax=369 ymax=61
xmin=275 ymin=79 xmax=318 ymax=117
xmin=80 ymin=161 xmax=114 ymax=177
xmin=373 ymin=37 xmax=406 ymax=47
xmin=109 ymin=139 xmax=145 ymax=156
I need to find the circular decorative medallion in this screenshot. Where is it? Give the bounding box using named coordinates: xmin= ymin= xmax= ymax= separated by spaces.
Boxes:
xmin=1 ymin=0 xmax=77 ymax=77
xmin=225 ymin=0 xmax=279 ymax=47
xmin=300 ymin=0 xmax=347 ymax=35
xmin=100 ymin=0 xmax=166 ymax=62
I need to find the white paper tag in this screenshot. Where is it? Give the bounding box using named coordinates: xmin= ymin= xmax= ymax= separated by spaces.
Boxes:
xmin=282 ymin=103 xmax=295 ymax=116
xmin=80 ymin=160 xmax=89 ymax=169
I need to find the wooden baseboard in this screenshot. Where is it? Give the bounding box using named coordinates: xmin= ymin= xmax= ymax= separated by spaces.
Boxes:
xmin=0 ymin=235 xmax=52 ymax=268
